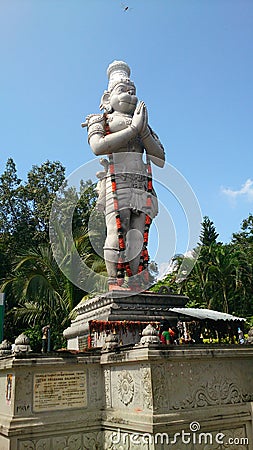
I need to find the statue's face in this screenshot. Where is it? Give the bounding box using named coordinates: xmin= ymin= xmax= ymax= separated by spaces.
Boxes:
xmin=109 ymin=82 xmax=138 ymax=114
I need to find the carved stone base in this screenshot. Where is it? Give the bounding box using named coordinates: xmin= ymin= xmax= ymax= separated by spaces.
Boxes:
xmin=0 ymin=346 xmax=252 ymax=449
xmin=0 ymin=343 xmax=253 ymax=450
xmin=63 ymin=291 xmax=188 ymax=349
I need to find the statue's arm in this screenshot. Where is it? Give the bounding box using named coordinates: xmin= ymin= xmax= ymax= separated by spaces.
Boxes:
xmin=87 ymin=114 xmax=138 ymax=156
xmin=90 ymin=127 xmax=138 ymax=156
xmin=141 ymin=126 xmax=165 ymax=168
xmin=87 ymin=105 xmax=147 ymax=156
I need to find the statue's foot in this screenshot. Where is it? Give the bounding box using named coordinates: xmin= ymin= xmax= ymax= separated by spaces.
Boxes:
xmin=108 ymin=284 xmax=131 ymax=291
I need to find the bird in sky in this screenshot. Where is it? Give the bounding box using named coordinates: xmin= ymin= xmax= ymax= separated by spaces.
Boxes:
xmin=121 ymin=2 xmax=132 ymax=12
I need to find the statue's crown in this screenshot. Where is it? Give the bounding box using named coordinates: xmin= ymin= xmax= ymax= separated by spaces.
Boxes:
xmin=107 ymin=60 xmax=133 ymax=91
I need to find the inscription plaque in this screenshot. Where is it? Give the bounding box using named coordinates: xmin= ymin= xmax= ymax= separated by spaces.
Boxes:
xmin=33 ymin=370 xmax=87 ymax=412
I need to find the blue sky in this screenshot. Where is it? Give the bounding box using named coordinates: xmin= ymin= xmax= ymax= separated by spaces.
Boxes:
xmin=0 ymin=0 xmax=253 ymax=260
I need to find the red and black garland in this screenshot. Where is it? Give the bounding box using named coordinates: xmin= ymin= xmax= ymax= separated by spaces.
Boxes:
xmin=89 ymin=319 xmax=159 ymax=336
xmin=103 ymin=113 xmax=152 ymax=284
xmin=137 ymin=156 xmax=152 ymax=280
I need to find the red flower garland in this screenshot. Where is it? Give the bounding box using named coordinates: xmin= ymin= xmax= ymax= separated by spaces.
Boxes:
xmin=103 ymin=113 xmax=152 ymax=285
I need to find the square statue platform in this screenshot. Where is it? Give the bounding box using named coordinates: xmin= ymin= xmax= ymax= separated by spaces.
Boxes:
xmin=63 ymin=290 xmax=188 ymax=350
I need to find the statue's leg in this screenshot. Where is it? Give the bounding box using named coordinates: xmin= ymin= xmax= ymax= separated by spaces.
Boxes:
xmin=104 ymin=209 xmax=131 ymax=287
xmin=104 ymin=212 xmax=119 ymax=285
xmin=127 ymin=212 xmax=146 ymax=275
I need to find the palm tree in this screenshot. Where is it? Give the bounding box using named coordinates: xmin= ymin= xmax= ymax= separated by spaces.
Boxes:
xmin=204 ymin=245 xmax=238 ymax=313
xmin=1 ymin=227 xmax=107 ymax=339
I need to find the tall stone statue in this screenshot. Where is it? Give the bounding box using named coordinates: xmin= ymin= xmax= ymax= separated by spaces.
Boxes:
xmin=83 ymin=61 xmax=165 ymax=291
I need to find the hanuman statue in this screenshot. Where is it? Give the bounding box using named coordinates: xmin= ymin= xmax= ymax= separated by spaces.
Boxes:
xmin=83 ymin=61 xmax=165 ymax=291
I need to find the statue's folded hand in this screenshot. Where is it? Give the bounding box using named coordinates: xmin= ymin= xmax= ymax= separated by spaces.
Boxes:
xmin=139 ymin=103 xmax=149 ymax=138
xmin=131 ymin=101 xmax=147 ymax=133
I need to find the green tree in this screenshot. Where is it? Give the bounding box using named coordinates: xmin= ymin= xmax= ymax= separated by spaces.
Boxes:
xmin=231 ymin=214 xmax=253 ymax=317
xmin=0 ymin=159 xmax=101 ymax=345
xmin=25 ymin=160 xmax=66 ymax=244
xmin=0 ymin=158 xmax=24 ymax=234
xmin=205 ymin=244 xmax=239 ymax=313
xmin=176 ymin=218 xmax=221 ymax=309
xmin=153 ymin=218 xmax=242 ymax=314
xmin=1 ymin=230 xmax=106 ymax=345
xmin=73 ymin=179 xmax=98 ymax=230
xmin=0 ymin=159 xmax=32 ymax=257
xmin=232 ymin=214 xmax=253 ymax=245
xmin=199 ymin=216 xmax=219 ymax=246
xmin=0 ymin=159 xmax=67 ymax=254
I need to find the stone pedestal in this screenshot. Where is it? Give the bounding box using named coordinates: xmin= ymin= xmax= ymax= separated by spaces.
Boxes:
xmin=0 ymin=345 xmax=252 ymax=449
xmin=63 ymin=291 xmax=188 ymax=350
xmin=0 ymin=352 xmax=102 ymax=450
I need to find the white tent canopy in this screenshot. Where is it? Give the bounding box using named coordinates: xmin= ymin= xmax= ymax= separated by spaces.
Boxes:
xmin=169 ymin=308 xmax=246 ymax=322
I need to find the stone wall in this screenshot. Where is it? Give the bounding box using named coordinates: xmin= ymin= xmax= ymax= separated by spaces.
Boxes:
xmin=0 ymin=353 xmax=103 ymax=450
xmin=0 ymin=345 xmax=252 ymax=449
xmin=101 ymin=345 xmax=253 ymax=449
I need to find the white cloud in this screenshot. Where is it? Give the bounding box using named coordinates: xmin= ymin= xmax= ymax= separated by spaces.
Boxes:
xmin=222 ymin=179 xmax=253 ymax=202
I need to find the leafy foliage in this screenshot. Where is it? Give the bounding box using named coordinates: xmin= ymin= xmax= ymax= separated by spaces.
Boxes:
xmin=154 ymin=216 xmax=253 ymax=321
xmin=1 ymin=157 xmax=253 ymax=348
xmin=0 ymin=158 xmax=100 ymax=347
xmin=199 ymin=216 xmax=219 ymax=246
